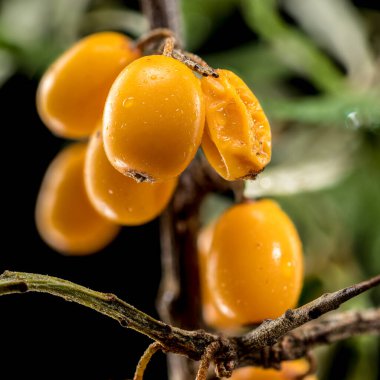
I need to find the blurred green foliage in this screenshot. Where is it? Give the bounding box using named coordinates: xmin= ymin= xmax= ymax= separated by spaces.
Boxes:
xmin=0 ymin=0 xmax=379 ymax=379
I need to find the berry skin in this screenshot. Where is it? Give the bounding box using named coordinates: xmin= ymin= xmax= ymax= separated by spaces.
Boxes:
xmin=84 ymin=128 xmax=177 ymax=225
xmin=35 ymin=143 xmax=120 ymax=255
xmin=197 ymin=223 xmax=232 ymax=329
xmin=103 ymin=55 xmax=205 ymax=182
xmin=37 ymin=32 xmax=140 ymax=139
xmin=230 ymin=359 xmax=316 ymax=380
xmin=201 ymin=69 xmax=271 ymax=181
xmin=205 ymin=200 xmax=303 ymax=328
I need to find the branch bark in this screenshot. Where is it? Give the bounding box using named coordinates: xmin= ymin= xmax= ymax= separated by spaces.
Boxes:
xmin=238 ymin=274 xmax=380 ymax=352
xmin=140 ymin=0 xmax=182 ymax=45
xmin=238 ymin=308 xmax=380 ymax=367
xmin=1 ymin=271 xmax=379 ymax=374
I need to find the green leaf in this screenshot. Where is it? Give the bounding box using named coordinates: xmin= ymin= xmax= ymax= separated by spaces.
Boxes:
xmin=269 ymin=92 xmax=380 ymax=130
xmin=240 ymin=0 xmax=345 ymax=94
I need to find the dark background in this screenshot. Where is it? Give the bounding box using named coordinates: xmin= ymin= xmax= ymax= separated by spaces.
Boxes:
xmin=0 ymin=73 xmax=165 ymax=379
xmin=0 ymin=0 xmax=379 ymax=379
xmin=0 ymin=1 xmax=164 ymax=377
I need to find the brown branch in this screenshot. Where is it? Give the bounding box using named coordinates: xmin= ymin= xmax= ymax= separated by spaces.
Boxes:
xmin=196 ymin=342 xmax=220 ymax=380
xmin=157 ymin=157 xmax=233 ymax=380
xmin=291 ymin=308 xmax=380 ymax=345
xmin=238 ymin=308 xmax=380 ymax=367
xmin=140 ymin=0 xmax=182 ymax=45
xmin=237 ymin=274 xmax=380 ymax=353
xmin=0 ymin=270 xmax=215 ymax=360
xmin=134 ymin=342 xmax=163 ymax=380
xmin=1 ymin=270 xmax=379 ymax=374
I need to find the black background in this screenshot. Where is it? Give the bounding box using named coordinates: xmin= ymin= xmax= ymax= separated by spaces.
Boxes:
xmin=0 ymin=72 xmax=165 ymax=379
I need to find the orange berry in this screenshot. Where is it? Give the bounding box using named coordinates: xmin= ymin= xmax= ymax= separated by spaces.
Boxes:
xmin=84 ymin=128 xmax=177 ymax=225
xmin=201 ymin=69 xmax=271 ymax=180
xmin=197 ymin=223 xmax=232 ymax=329
xmin=231 ymin=359 xmax=317 ymax=380
xmin=206 ymin=200 xmax=303 ymax=328
xmin=35 ymin=143 xmax=120 ymax=255
xmin=37 ymin=32 xmax=140 ymax=139
xmin=103 ymin=55 xmax=205 ymax=182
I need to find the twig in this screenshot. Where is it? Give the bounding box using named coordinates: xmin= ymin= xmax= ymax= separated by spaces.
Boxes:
xmin=171 ymin=49 xmax=219 ymax=77
xmin=0 ymin=270 xmax=215 ymax=360
xmin=140 ymin=0 xmax=182 ymax=46
xmin=238 ymin=308 xmax=380 ymax=367
xmin=162 ymin=37 xmax=176 ymax=56
xmin=196 ymin=342 xmax=220 ymax=380
xmin=135 ymin=27 xmax=174 ymax=51
xmin=238 ymin=274 xmax=380 ymax=353
xmin=134 ymin=342 xmax=163 ymax=380
xmin=1 ymin=271 xmax=379 ymax=373
xmin=291 ymin=308 xmax=380 ymax=345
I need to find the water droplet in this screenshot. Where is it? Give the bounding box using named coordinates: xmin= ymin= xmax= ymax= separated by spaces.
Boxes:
xmin=346 ymin=111 xmax=361 ymax=130
xmin=108 ymin=189 xmax=114 ymax=195
xmin=122 ymin=97 xmax=134 ymax=108
xmin=151 ymin=75 xmax=157 ymax=80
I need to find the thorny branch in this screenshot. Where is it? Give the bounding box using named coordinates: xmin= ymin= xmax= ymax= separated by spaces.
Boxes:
xmin=238 ymin=274 xmax=380 ymax=352
xmin=238 ymin=308 xmax=380 ymax=368
xmin=0 ymin=271 xmax=379 ymax=376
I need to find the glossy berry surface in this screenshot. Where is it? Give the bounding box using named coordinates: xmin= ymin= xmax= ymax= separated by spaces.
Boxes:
xmin=35 ymin=143 xmax=120 ymax=255
xmin=206 ymin=199 xmax=303 ymax=327
xmin=103 ymin=55 xmax=205 ymax=182
xmin=201 ymin=69 xmax=271 ymax=180
xmin=85 ymin=128 xmax=177 ymax=225
xmin=197 ymin=222 xmax=232 ymax=329
xmin=37 ymin=32 xmax=140 ymax=139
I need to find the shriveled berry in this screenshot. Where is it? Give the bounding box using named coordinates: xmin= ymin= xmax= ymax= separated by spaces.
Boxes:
xmin=201 ymin=69 xmax=271 ymax=180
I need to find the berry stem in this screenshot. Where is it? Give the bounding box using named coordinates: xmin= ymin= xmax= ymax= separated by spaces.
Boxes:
xmin=140 ymin=0 xmax=182 ymax=46
xmin=134 ymin=342 xmax=163 ymax=380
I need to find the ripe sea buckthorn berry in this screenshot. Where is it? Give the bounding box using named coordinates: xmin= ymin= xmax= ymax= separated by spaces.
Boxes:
xmin=35 ymin=143 xmax=120 ymax=255
xmin=103 ymin=55 xmax=205 ymax=182
xmin=84 ymin=128 xmax=177 ymax=225
xmin=197 ymin=223 xmax=232 ymax=329
xmin=37 ymin=32 xmax=140 ymax=139
xmin=230 ymin=359 xmax=316 ymax=380
xmin=207 ymin=199 xmax=303 ymax=328
xmin=201 ymin=69 xmax=271 ymax=181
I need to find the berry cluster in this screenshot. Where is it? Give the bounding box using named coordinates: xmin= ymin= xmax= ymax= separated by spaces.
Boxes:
xmin=35 ymin=29 xmax=309 ymax=378
xmin=35 ymin=31 xmax=272 ymax=255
